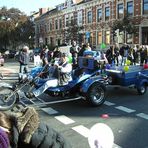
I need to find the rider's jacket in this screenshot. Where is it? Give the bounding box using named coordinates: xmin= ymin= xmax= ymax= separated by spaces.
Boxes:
xmin=52 ymin=61 xmax=72 ymax=86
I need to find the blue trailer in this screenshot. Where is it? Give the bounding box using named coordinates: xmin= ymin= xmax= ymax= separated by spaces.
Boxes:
xmin=106 ymin=65 xmax=148 ymax=95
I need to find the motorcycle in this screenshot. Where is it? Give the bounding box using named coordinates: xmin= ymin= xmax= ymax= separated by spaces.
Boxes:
xmin=0 ymin=65 xmax=49 ymax=111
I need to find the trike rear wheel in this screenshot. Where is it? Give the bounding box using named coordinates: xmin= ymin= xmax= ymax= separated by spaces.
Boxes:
xmin=86 ymin=83 xmax=106 ymax=106
xmin=0 ymin=87 xmax=17 ymax=111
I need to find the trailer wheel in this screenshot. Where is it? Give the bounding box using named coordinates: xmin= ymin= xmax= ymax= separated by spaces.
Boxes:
xmin=86 ymin=83 xmax=106 ymax=106
xmin=137 ymin=84 xmax=147 ymax=95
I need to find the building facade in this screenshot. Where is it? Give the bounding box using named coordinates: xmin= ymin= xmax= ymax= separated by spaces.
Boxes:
xmin=34 ymin=0 xmax=148 ymax=48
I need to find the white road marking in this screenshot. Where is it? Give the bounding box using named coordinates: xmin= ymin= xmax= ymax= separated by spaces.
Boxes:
xmin=72 ymin=125 xmax=122 ymax=147
xmin=72 ymin=125 xmax=90 ymax=138
xmin=113 ymin=143 xmax=122 ymax=148
xmin=115 ymin=106 xmax=135 ymax=113
xmin=136 ymin=113 xmax=148 ymax=120
xmin=41 ymin=107 xmax=58 ymax=115
xmin=104 ymin=101 xmax=115 ymax=106
xmin=55 ymin=115 xmax=75 ymax=125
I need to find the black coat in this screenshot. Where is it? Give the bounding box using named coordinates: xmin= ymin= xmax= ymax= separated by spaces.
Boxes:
xmin=10 ymin=107 xmax=71 ymax=148
xmin=12 ymin=122 xmax=71 ymax=148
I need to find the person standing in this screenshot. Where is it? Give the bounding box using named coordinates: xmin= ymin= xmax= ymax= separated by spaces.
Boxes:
xmin=140 ymin=46 xmax=147 ymax=65
xmin=106 ymin=46 xmax=113 ymax=65
xmin=85 ymin=42 xmax=91 ymax=51
xmin=40 ymin=45 xmax=49 ymax=66
xmin=78 ymin=44 xmax=87 ymax=57
xmin=53 ymin=46 xmax=62 ymax=60
xmin=132 ymin=45 xmax=138 ymax=65
xmin=70 ymin=40 xmax=79 ymax=69
xmin=19 ymin=46 xmax=30 ymax=80
xmin=113 ymin=43 xmax=120 ymax=66
xmin=119 ymin=43 xmax=129 ymax=65
xmin=34 ymin=52 xmax=41 ymax=67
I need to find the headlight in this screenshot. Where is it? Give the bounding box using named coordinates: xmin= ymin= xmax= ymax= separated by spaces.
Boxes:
xmin=27 ymin=75 xmax=33 ymax=81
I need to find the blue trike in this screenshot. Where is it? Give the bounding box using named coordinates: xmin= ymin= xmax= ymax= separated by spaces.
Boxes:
xmin=33 ymin=56 xmax=107 ymax=105
xmin=0 ymin=52 xmax=108 ymax=110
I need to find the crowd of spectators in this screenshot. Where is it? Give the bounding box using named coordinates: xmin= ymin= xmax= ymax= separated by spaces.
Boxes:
xmin=105 ymin=43 xmax=148 ymax=66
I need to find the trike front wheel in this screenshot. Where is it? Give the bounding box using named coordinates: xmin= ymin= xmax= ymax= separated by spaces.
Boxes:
xmin=86 ymin=83 xmax=106 ymax=106
xmin=0 ymin=87 xmax=17 ymax=111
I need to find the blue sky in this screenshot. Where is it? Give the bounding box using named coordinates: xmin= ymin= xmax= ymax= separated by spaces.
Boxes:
xmin=0 ymin=0 xmax=65 ymax=15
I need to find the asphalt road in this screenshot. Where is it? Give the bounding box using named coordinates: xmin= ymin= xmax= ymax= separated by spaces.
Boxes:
xmin=1 ymin=60 xmax=148 ymax=148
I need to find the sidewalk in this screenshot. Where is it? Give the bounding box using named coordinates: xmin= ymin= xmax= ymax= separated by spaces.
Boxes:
xmin=0 ymin=67 xmax=17 ymax=75
xmin=0 ymin=59 xmax=19 ymax=75
xmin=0 ymin=58 xmax=33 ymax=76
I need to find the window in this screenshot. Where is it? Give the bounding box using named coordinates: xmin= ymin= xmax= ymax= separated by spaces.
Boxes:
xmin=78 ymin=10 xmax=83 ymax=25
xmin=98 ymin=32 xmax=102 ymax=44
xmin=87 ymin=11 xmax=92 ymax=23
xmin=59 ymin=19 xmax=62 ymax=29
xmin=105 ymin=31 xmax=110 ymax=44
xmin=65 ymin=15 xmax=69 ymax=27
xmin=143 ymin=0 xmax=148 ymax=15
xmin=126 ymin=33 xmax=133 ymax=44
xmin=55 ymin=20 xmax=58 ymax=30
xmin=71 ymin=16 xmax=74 ymax=25
xmin=67 ymin=0 xmax=72 ymax=7
xmin=119 ymin=31 xmax=124 ymax=43
xmin=118 ymin=3 xmax=124 ymax=19
xmin=50 ymin=22 xmax=52 ymax=31
xmin=97 ymin=9 xmax=102 ymax=22
xmin=105 ymin=7 xmax=110 ymax=21
xmin=36 ymin=26 xmax=39 ymax=33
xmin=40 ymin=25 xmax=42 ymax=32
xmin=127 ymin=1 xmax=133 ymax=16
xmin=44 ymin=24 xmax=47 ymax=32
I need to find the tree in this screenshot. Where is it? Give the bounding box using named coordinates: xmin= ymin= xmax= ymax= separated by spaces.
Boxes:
xmin=0 ymin=7 xmax=34 ymax=51
xmin=111 ymin=16 xmax=137 ymax=42
xmin=65 ymin=17 xmax=84 ymax=45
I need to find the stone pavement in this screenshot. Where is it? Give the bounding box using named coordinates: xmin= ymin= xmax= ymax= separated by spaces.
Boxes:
xmin=0 ymin=59 xmax=34 ymax=81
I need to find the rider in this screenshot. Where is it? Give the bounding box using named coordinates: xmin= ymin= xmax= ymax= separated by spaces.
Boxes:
xmin=19 ymin=46 xmax=30 ymax=73
xmin=25 ymin=53 xmax=72 ymax=98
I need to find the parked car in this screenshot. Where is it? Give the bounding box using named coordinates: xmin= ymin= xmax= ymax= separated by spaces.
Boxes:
xmin=9 ymin=50 xmax=16 ymax=58
xmin=0 ymin=52 xmax=4 ymax=66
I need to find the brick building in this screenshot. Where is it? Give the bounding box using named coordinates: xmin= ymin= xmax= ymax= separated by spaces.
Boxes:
xmin=34 ymin=0 xmax=148 ymax=48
